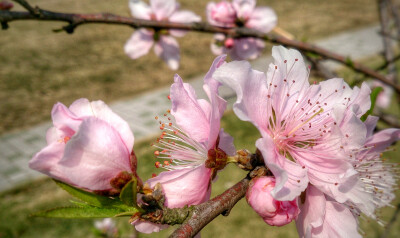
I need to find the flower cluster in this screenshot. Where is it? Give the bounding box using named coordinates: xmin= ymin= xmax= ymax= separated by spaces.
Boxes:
xmin=207 ymin=0 xmax=277 ymax=60
xmin=213 ymin=46 xmax=399 ymax=236
xmin=30 ymin=47 xmax=399 ymax=237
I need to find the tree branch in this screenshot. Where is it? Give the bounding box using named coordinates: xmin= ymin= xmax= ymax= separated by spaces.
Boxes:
xmin=169 ymin=176 xmax=251 ymax=238
xmin=1 ymin=7 xmax=400 ymax=94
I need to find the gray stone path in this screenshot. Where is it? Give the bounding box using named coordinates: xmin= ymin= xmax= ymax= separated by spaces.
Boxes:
xmin=0 ymin=25 xmax=384 ymax=192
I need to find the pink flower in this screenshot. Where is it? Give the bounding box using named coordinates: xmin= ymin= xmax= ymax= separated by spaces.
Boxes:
xmin=213 ymin=46 xmax=373 ymax=202
xmin=29 ymin=99 xmax=135 ymax=193
xmin=246 ymin=176 xmax=299 ymax=226
xmin=207 ymin=0 xmax=277 ymax=60
xmin=337 ymin=116 xmax=400 ymax=220
xmin=207 ymin=1 xmax=236 ymax=27
xmin=133 ymin=55 xmax=235 ymax=233
xmin=124 ymin=0 xmax=201 ymax=70
xmin=295 ymin=185 xmax=362 ymax=238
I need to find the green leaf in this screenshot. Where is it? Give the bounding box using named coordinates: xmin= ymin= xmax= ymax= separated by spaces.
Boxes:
xmin=119 ymin=178 xmax=137 ymax=207
xmin=32 ymin=206 xmax=123 ymax=218
xmin=54 ymin=180 xmax=119 ymax=208
xmin=69 ymin=200 xmax=92 ymax=208
xmin=361 ymin=86 xmax=383 ymax=121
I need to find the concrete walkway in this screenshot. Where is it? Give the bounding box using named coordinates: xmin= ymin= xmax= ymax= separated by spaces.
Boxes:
xmin=0 ymin=25 xmax=384 ymax=192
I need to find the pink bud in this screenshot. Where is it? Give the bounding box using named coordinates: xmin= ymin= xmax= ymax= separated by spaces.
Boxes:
xmin=224 ymin=38 xmax=235 ymax=48
xmin=210 ymin=2 xmax=237 ymax=26
xmin=0 ymin=0 xmax=13 ymax=10
xmin=246 ymin=176 xmax=300 ymax=226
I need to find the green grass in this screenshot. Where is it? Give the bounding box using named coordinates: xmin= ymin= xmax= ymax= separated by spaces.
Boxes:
xmin=1 ymin=111 xmax=399 ymax=238
xmin=0 ymin=0 xmax=379 ymax=134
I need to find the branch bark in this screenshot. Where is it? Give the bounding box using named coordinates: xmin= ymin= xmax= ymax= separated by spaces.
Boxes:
xmin=1 ymin=6 xmax=400 ymax=93
xmin=169 ymin=176 xmax=251 ymax=238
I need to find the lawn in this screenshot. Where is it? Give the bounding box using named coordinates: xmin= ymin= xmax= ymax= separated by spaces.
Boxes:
xmin=0 ymin=0 xmax=379 ymax=134
xmin=0 ymin=110 xmax=399 ymax=238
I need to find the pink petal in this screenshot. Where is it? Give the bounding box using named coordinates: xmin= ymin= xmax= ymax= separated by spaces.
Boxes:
xmin=314 ymin=201 xmax=361 ymax=238
xmin=364 ymin=116 xmax=378 ymax=138
xmin=150 ymin=0 xmax=176 ymax=20
xmin=51 ymin=102 xmax=82 ymax=133
xmin=202 ymin=56 xmax=228 ymax=148
xmin=154 ymin=36 xmax=180 ymax=70
xmin=69 ymin=99 xmax=135 ymax=152
xmin=365 ymin=128 xmax=400 ymax=153
xmin=271 ymin=46 xmax=309 ymax=98
xmin=169 ymin=10 xmax=201 ymax=37
xmin=317 ymin=78 xmax=352 ymax=115
xmin=29 ymin=141 xmax=69 ymax=183
xmin=132 ymin=220 xmax=168 ymax=234
xmin=218 ymin=128 xmax=236 ymax=156
xmin=246 ymin=7 xmax=277 ymax=33
xmin=124 ymin=29 xmax=154 ymax=60
xmin=170 ymin=75 xmax=211 ymax=143
xmin=233 ymin=0 xmax=256 ymax=19
xmin=204 ymin=54 xmax=227 ymax=88
xmin=348 ymin=82 xmax=371 ymax=117
xmin=213 ymin=60 xmax=270 ymax=137
xmin=147 ymin=166 xmax=212 ymax=208
xmin=295 ymin=186 xmax=326 ymax=237
xmin=129 ymin=0 xmax=152 ymax=20
xmin=60 ymin=117 xmax=132 ymax=191
xmin=256 ymin=137 xmax=309 ymax=201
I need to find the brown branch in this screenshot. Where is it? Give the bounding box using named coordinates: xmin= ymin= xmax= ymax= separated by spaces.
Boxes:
xmin=1 ymin=7 xmax=400 ymax=94
xmin=169 ymin=176 xmax=251 ymax=238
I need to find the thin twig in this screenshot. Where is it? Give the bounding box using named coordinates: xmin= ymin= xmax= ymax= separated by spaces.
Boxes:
xmin=1 ymin=7 xmax=399 ymax=93
xmin=12 ymin=0 xmax=39 ymax=16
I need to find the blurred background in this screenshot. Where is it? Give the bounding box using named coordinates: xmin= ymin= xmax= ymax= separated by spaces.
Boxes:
xmin=0 ymin=0 xmax=399 ymax=237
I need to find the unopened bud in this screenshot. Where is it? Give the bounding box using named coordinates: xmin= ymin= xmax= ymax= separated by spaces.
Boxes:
xmin=0 ymin=1 xmax=13 ymax=10
xmin=246 ymin=177 xmax=299 ymax=226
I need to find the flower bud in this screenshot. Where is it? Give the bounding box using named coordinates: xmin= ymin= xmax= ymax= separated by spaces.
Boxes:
xmin=0 ymin=1 xmax=13 ymax=10
xmin=224 ymin=38 xmax=235 ymax=49
xmin=210 ymin=2 xmax=236 ymax=26
xmin=246 ymin=176 xmax=299 ymax=226
xmin=29 ymin=98 xmax=135 ymax=193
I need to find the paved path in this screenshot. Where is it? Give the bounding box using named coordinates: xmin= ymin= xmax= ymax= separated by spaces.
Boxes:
xmin=0 ymin=25 xmax=384 ymax=192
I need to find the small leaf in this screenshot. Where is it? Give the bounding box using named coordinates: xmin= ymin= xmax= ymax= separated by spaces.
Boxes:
xmin=361 ymin=86 xmax=383 ymax=121
xmin=54 ymin=180 xmax=122 ymax=208
xmin=119 ymin=178 xmax=137 ymax=207
xmin=32 ymin=206 xmax=123 ymax=218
